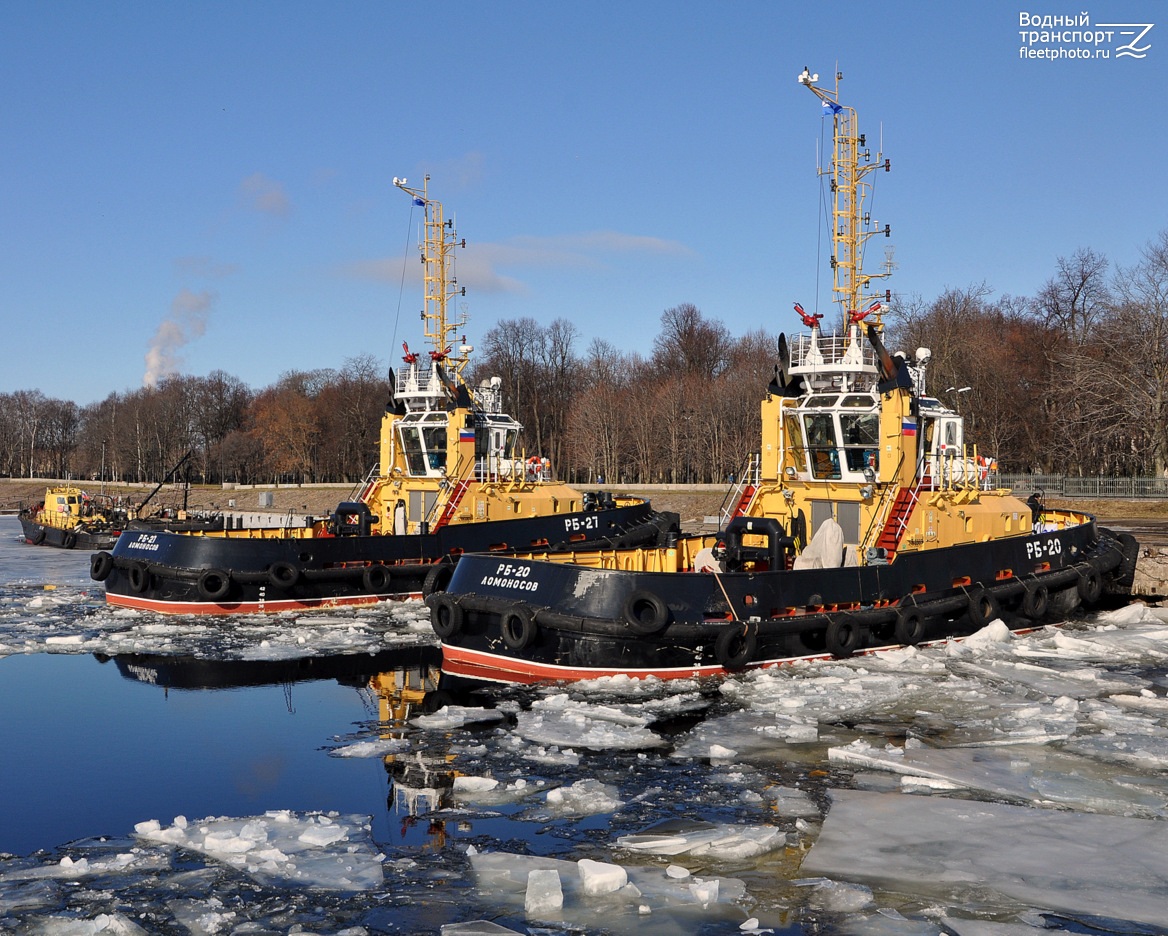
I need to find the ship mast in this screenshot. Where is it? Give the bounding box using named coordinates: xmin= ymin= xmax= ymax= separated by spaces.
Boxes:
xmin=798 ymin=68 xmax=891 ymax=331
xmin=393 ymin=175 xmax=470 ymax=383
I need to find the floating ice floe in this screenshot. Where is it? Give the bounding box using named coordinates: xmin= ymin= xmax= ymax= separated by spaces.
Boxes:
xmin=802 ymin=788 xmax=1168 ymax=929
xmin=410 ymin=705 xmax=507 ymax=729
xmin=466 ymin=845 xmax=747 ymax=924
xmin=134 ymin=811 xmax=384 ymax=891
xmin=616 ymin=818 xmax=787 ymax=859
xmin=327 ymin=736 xmax=410 ymax=757
xmin=829 ymin=737 xmax=1168 ymax=817
xmin=513 ymin=693 xmax=671 ymax=750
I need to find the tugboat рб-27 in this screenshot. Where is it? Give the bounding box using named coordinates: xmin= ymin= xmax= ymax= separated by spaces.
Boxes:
xmin=426 ymin=69 xmax=1139 ymax=683
xmin=93 ymin=178 xmax=677 ymax=614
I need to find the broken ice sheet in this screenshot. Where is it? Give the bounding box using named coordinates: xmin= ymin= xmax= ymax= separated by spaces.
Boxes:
xmin=466 ymin=845 xmax=747 ymax=924
xmin=616 ymin=818 xmax=787 ymax=860
xmin=410 ymin=705 xmax=507 ymax=730
xmin=513 ymin=694 xmax=670 ymax=751
xmin=801 ymin=789 xmax=1168 ymax=930
xmin=829 ymin=738 xmax=1168 ymax=817
xmin=134 ymin=811 xmax=384 ymax=891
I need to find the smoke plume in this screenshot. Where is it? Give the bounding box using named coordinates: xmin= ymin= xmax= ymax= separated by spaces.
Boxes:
xmin=143 ymin=289 xmax=215 ymax=387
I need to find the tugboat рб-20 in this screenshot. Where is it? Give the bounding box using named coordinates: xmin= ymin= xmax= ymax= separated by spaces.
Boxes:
xmin=93 ymin=178 xmax=677 ymax=614
xmin=427 ymin=69 xmax=1139 ymax=683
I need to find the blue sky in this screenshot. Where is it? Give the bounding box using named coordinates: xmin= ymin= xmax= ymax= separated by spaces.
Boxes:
xmin=3 ymin=1 xmax=1165 ymax=405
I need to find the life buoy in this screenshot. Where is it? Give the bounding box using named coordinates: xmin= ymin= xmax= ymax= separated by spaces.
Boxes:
xmin=1021 ymin=582 xmax=1049 ymax=619
xmin=62 ymin=532 xmax=77 ymax=549
xmin=715 ymin=622 xmax=757 ymax=670
xmin=826 ymin=617 xmax=861 ymax=658
xmin=622 ymin=589 xmax=670 ymax=635
xmin=128 ymin=562 xmax=151 ymax=594
xmin=422 ymin=559 xmax=456 ymax=598
xmin=966 ymin=587 xmax=1001 ymax=628
xmin=893 ymin=606 xmax=926 ymax=646
xmin=431 ymin=595 xmax=464 ymax=640
xmin=90 ymin=551 xmax=114 ymax=582
xmin=269 ymin=561 xmax=300 ymax=589
xmin=362 ymin=565 xmax=391 ymax=593
xmin=501 ymin=605 xmax=539 ymax=651
xmin=1077 ymin=567 xmax=1103 ymax=605
xmin=197 ymin=568 xmax=231 ymax=601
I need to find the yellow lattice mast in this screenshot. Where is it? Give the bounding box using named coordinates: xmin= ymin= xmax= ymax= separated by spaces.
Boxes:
xmin=798 ymin=68 xmax=892 ymax=331
xmin=393 ymin=175 xmax=470 ymax=383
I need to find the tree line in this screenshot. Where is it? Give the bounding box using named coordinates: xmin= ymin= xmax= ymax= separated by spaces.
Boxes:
xmin=3 ymin=231 xmax=1166 ymax=486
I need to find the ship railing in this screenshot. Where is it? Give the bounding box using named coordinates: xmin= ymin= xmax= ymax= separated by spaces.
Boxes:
xmin=470 ymin=456 xmax=550 ymax=484
xmin=394 ymin=363 xmax=447 ymax=400
xmin=718 ymin=453 xmax=761 ymax=525
xmin=787 ymin=333 xmax=879 ymax=374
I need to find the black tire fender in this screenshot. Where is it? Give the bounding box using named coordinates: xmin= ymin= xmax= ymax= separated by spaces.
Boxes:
xmin=362 ymin=564 xmax=391 ymax=593
xmin=431 ymin=594 xmax=464 ymax=641
xmin=1077 ymin=567 xmax=1103 ymax=605
xmin=90 ymin=551 xmax=115 ymax=582
xmin=1021 ymin=582 xmax=1050 ymax=619
xmin=269 ymin=561 xmax=300 ymax=589
xmin=501 ymin=604 xmax=539 ymax=651
xmin=622 ymin=589 xmax=670 ymax=635
xmin=422 ymin=558 xmax=456 ymax=598
xmin=62 ymin=532 xmax=77 ymax=549
xmin=197 ymin=568 xmax=231 ymax=601
xmin=715 ymin=622 xmax=757 ymax=671
xmin=826 ymin=617 xmax=861 ymax=658
xmin=128 ymin=562 xmax=151 ymax=595
xmin=966 ymin=587 xmax=1002 ymax=628
xmin=894 ymin=606 xmax=926 ymax=646
xmin=30 ymin=528 xmax=46 ymax=546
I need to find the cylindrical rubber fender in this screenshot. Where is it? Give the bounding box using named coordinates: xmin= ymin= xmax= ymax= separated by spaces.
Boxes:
xmin=622 ymin=589 xmax=670 ymax=635
xmin=362 ymin=564 xmax=391 ymax=593
xmin=1021 ymin=582 xmax=1049 ymax=620
xmin=90 ymin=551 xmax=115 ymax=582
xmin=715 ymin=622 xmax=757 ymax=671
xmin=1077 ymin=567 xmax=1103 ymax=605
xmin=893 ymin=606 xmax=926 ymax=646
xmin=966 ymin=587 xmax=1001 ymax=628
xmin=30 ymin=528 xmax=45 ymax=546
xmin=268 ymin=561 xmax=300 ymax=589
xmin=62 ymin=531 xmax=77 ymax=549
xmin=826 ymin=617 xmax=861 ymax=658
xmin=196 ymin=568 xmax=231 ymax=602
xmin=422 ymin=558 xmax=456 ymax=598
xmin=501 ymin=604 xmax=539 ymax=651
xmin=431 ymin=594 xmax=465 ymax=641
xmin=128 ymin=562 xmax=151 ymax=595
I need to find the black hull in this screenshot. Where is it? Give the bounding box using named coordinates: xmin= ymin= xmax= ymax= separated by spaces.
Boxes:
xmin=429 ymin=522 xmax=1139 ymax=683
xmin=19 ymin=516 xmax=119 ymax=551
xmin=96 ymin=503 xmax=677 ymax=615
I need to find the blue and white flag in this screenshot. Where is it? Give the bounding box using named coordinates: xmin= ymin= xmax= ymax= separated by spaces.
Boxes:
xmin=413 ymin=197 xmax=426 ymax=207
xmin=822 ymin=99 xmax=842 ymax=115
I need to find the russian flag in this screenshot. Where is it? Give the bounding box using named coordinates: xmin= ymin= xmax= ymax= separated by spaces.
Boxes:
xmin=459 ymin=429 xmax=475 ymax=443
xmin=901 ymin=418 xmax=917 ymax=437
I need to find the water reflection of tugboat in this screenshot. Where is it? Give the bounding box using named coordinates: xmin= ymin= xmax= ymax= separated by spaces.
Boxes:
xmin=428 ymin=69 xmax=1140 ymax=683
xmin=93 ymin=179 xmax=677 ymax=615
xmin=104 ymin=646 xmax=443 ymax=693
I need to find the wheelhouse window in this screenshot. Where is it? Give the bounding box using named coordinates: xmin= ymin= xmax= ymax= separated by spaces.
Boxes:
xmin=802 ymin=412 xmax=840 ymax=480
xmin=840 ymin=411 xmax=879 ymax=472
xmin=397 ymin=412 xmax=449 ymax=477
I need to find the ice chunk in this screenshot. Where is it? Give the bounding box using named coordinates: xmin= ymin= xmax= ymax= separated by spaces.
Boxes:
xmin=802 ymin=789 xmax=1168 ymax=928
xmin=441 ymin=923 xmax=525 ymax=935
xmin=578 ymin=858 xmax=627 ymax=895
xmin=545 ymin=778 xmax=624 ymax=817
xmin=411 ymin=705 xmax=507 ymax=729
xmin=524 ymin=868 xmax=563 ymax=916
xmin=617 ymin=819 xmax=785 ymax=859
xmin=134 ymin=812 xmax=383 ymax=891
